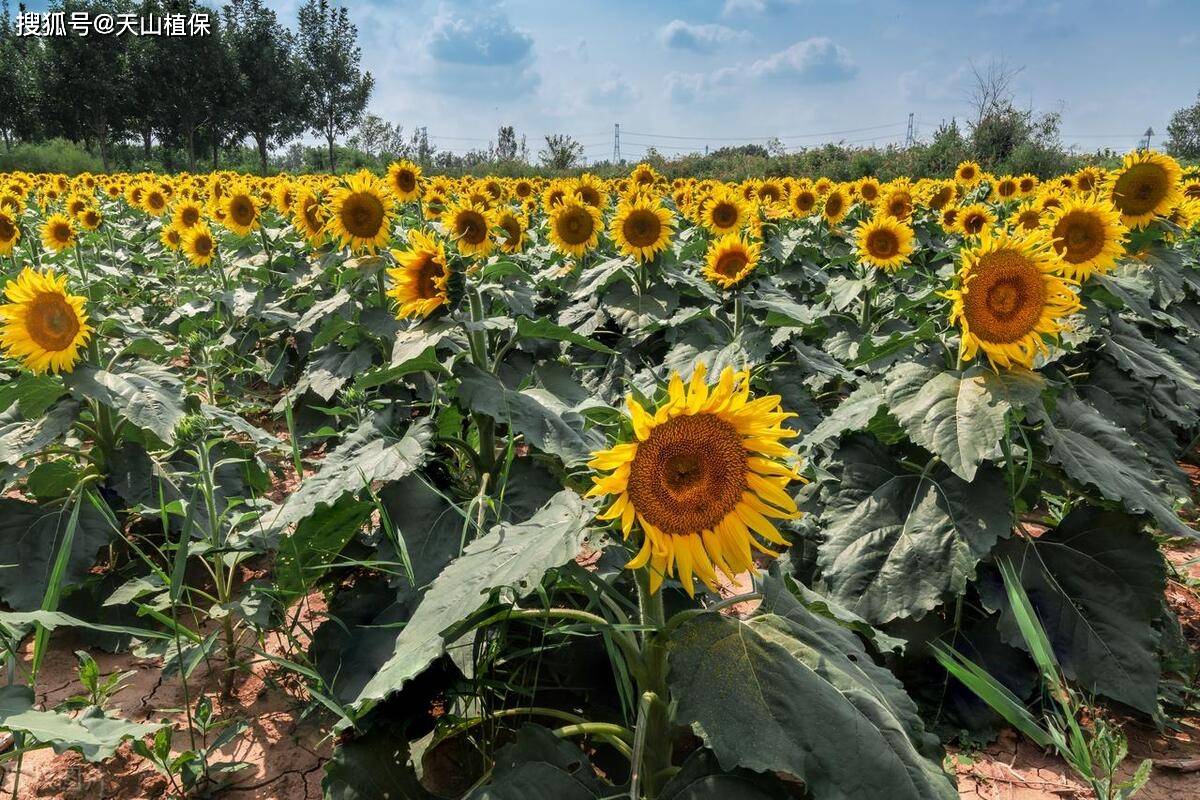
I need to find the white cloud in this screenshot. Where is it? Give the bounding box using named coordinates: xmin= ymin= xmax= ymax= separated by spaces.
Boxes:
xmin=421 ymin=2 xmax=540 ymax=98
xmin=657 ymin=19 xmax=749 ymax=53
xmin=745 ymin=37 xmax=857 ymax=83
xmin=588 ymin=75 xmax=639 ymax=106
xmin=722 ymin=0 xmax=804 ymax=17
xmin=664 ymin=72 xmax=710 ymax=105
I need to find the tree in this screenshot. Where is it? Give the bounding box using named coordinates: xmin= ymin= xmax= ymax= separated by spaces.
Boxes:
xmin=347 ymin=114 xmax=405 ymax=161
xmin=1166 ymin=92 xmax=1200 ymax=161
xmin=539 ymin=134 xmax=583 ymax=170
xmin=297 ymin=0 xmax=373 ymax=173
xmin=37 ymin=0 xmax=138 ymax=169
xmin=224 ymin=0 xmax=308 ymax=174
xmin=0 ymin=0 xmax=40 ymax=149
xmin=496 ymin=125 xmax=519 ymax=161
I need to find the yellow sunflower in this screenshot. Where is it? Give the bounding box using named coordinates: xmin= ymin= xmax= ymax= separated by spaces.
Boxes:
xmin=444 ymin=200 xmax=495 ymax=258
xmin=0 ymin=211 xmax=20 ymax=255
xmin=880 ymin=187 xmax=914 ymax=221
xmin=548 ymin=199 xmax=602 ymax=258
xmin=703 ymin=234 xmax=761 ymax=289
xmin=495 ymin=208 xmax=527 ymax=255
xmin=956 ymin=202 xmax=996 ymax=237
xmin=160 ymin=225 xmax=184 ymax=252
xmin=182 ymin=223 xmax=217 ymax=267
xmin=1043 ymin=195 xmax=1126 ymax=282
xmin=172 ymin=200 xmax=204 ymax=230
xmin=387 ymin=230 xmax=450 ymax=319
xmin=611 ymin=196 xmax=674 ymax=263
xmin=40 ymin=213 xmax=76 ymax=252
xmin=855 ymin=217 xmax=915 ymax=271
xmin=77 ymin=206 xmax=102 ymax=232
xmin=1017 ymin=174 xmax=1039 ymax=196
xmin=955 ymin=161 xmax=984 ymax=186
xmin=821 ymin=187 xmax=850 ymax=225
xmin=857 ymin=177 xmax=882 ymax=204
xmin=387 ymin=160 xmax=423 ymax=203
xmin=788 ymin=185 xmax=818 ymax=218
xmin=943 ymin=228 xmax=1081 ymax=371
xmin=700 ymin=188 xmax=748 ymax=234
xmin=0 ymin=267 xmax=91 ymax=374
xmin=1105 ymin=150 xmax=1184 ymax=229
xmin=292 ymin=189 xmax=327 ymax=244
xmin=587 ymin=363 xmax=803 ymax=596
xmin=1011 ymin=202 xmax=1042 ymax=232
xmin=221 ymin=186 xmax=260 ymax=236
xmin=327 ymin=172 xmax=393 ymax=253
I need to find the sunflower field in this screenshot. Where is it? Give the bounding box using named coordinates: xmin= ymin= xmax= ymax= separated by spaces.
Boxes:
xmin=0 ymin=153 xmax=1198 ymax=799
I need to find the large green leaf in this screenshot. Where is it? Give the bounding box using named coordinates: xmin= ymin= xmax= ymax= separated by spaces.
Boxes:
xmin=64 ymin=361 xmax=185 ymax=444
xmin=0 ymin=685 xmax=163 ymax=762
xmin=884 ymin=363 xmax=1043 ymax=481
xmin=0 ymin=399 xmax=79 ymax=465
xmin=274 ymin=498 xmax=374 ymax=601
xmin=1100 ymin=314 xmax=1200 ymax=398
xmin=817 ymin=437 xmax=1011 ymax=623
xmin=0 ymin=498 xmax=113 ymax=611
xmin=454 ymin=362 xmax=605 ymax=466
xmin=982 ymin=507 xmax=1165 ymax=714
xmin=660 ymin=749 xmax=790 ymax=800
xmin=260 ymin=412 xmax=432 ymax=539
xmin=323 ymin=722 xmax=435 ymax=800
xmin=668 ymin=610 xmax=956 ymax=800
xmin=469 ymin=725 xmax=609 ymax=800
xmin=800 ymin=382 xmax=883 ymax=450
xmin=354 ymin=490 xmax=593 ymax=708
xmin=515 ymin=316 xmax=616 ymax=354
xmin=1035 ymin=393 xmax=1197 ymax=538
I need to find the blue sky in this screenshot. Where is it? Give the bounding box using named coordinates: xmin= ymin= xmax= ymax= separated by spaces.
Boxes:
xmin=23 ymin=0 xmax=1200 ymax=160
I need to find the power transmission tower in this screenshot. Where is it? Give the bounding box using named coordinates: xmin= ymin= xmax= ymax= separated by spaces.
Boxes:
xmin=612 ymin=123 xmax=621 ymax=163
xmin=1142 ymin=127 xmax=1154 ymax=150
xmin=904 ymin=113 xmax=915 ymax=147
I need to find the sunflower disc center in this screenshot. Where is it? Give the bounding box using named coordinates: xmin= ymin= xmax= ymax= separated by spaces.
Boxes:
xmin=28 ymin=293 xmax=80 ymax=351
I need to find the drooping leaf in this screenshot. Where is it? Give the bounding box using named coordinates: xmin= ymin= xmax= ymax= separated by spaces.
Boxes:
xmin=981 ymin=507 xmax=1165 ymax=714
xmin=0 ymin=399 xmax=79 ymax=466
xmin=323 ymin=721 xmax=435 ymax=800
xmin=801 ymin=382 xmax=884 ymax=450
xmin=274 ymin=498 xmax=374 ymax=601
xmin=668 ymin=610 xmax=956 ymax=800
xmin=64 ymin=361 xmax=185 ymax=444
xmin=515 ymin=316 xmax=616 ymax=354
xmin=884 ymin=363 xmax=1043 ymax=481
xmin=468 ymin=724 xmax=609 ymax=800
xmin=354 ymin=490 xmax=593 ymax=708
xmin=0 ymin=498 xmax=114 ymax=611
xmin=817 ymin=437 xmax=1011 ymax=623
xmin=0 ymin=685 xmax=163 ymax=762
xmin=659 ymin=749 xmax=790 ymax=800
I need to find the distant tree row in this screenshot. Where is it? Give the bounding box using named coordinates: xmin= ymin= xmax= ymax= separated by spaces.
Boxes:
xmin=0 ymin=0 xmax=372 ymax=173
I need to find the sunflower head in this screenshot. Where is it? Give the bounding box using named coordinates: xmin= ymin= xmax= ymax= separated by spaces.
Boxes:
xmin=0 ymin=211 xmax=20 ymax=255
xmin=387 ymin=160 xmax=423 ymax=202
xmin=995 ymin=176 xmax=1019 ymax=200
xmin=855 ymin=216 xmax=915 ymax=271
xmin=173 ymin=201 xmax=203 ymax=230
xmin=702 ymin=189 xmax=747 ymax=234
xmin=183 ymin=223 xmax=217 ymax=267
xmin=496 ymin=209 xmax=526 ymax=254
xmin=1011 ymin=202 xmax=1042 ymax=232
xmin=857 ymin=178 xmax=882 ymax=203
xmin=0 ymin=267 xmax=91 ymax=374
xmin=160 ymin=224 xmax=184 ymax=252
xmin=327 ymin=172 xmax=393 ymax=253
xmin=444 ymin=200 xmax=495 ymax=258
xmin=789 ymin=185 xmax=818 ymax=217
xmin=943 ymin=228 xmax=1081 ymax=371
xmin=1105 ymin=150 xmax=1184 ymax=229
xmin=956 ymin=202 xmax=996 ymax=237
xmin=221 ymin=187 xmax=260 ymax=236
xmin=821 ymin=187 xmax=850 ymax=224
xmin=548 ymin=199 xmax=602 ymax=258
xmin=41 ymin=213 xmax=76 ymax=252
xmin=388 ymin=230 xmax=451 ymax=319
xmin=881 ymin=187 xmax=914 ymax=221
xmin=703 ymin=234 xmax=761 ymax=289
xmin=955 ymin=161 xmax=983 ymax=186
xmin=1043 ymin=195 xmax=1126 ymax=281
xmin=611 ymin=196 xmax=674 ymax=263
xmin=588 ymin=364 xmax=802 ymax=596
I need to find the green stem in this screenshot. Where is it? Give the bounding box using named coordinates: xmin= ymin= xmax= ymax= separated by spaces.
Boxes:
xmin=632 ymin=569 xmax=672 ymax=799
xmin=860 ymin=279 xmax=873 ymax=331
xmin=732 ymin=291 xmax=744 ymax=338
xmin=466 ymin=286 xmax=496 ymax=474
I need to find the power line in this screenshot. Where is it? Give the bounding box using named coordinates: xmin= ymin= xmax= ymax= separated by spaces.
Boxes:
xmin=620 ymin=121 xmax=905 ymax=142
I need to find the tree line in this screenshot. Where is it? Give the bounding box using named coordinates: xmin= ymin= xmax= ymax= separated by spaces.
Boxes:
xmin=0 ymin=0 xmax=372 ymax=173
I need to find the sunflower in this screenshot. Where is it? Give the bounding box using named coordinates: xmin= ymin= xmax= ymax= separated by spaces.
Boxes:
xmin=956 ymin=203 xmax=996 ymax=237
xmin=292 ymin=189 xmax=326 ymax=244
xmin=0 ymin=268 xmax=91 ymax=374
xmin=41 ymin=213 xmax=76 ymax=252
xmin=955 ymin=161 xmax=984 ymax=186
xmin=1011 ymin=202 xmax=1042 ymax=232
xmin=1073 ymin=166 xmax=1104 ymax=194
xmin=1105 ymin=150 xmax=1184 ymax=229
xmin=700 ymin=188 xmax=748 ymax=234
xmin=387 ymin=230 xmax=450 ymax=319
xmin=703 ymin=234 xmax=760 ymax=289
xmin=182 ymin=223 xmax=217 ymax=267
xmin=0 ymin=211 xmax=20 ymax=255
xmin=142 ymin=187 xmax=169 ymax=216
xmin=1043 ymin=196 xmax=1126 ymax=281
xmin=496 ymin=208 xmax=526 ymax=254
xmin=880 ymin=187 xmax=914 ymax=221
xmin=943 ymin=228 xmax=1081 ymax=370
xmin=821 ymin=187 xmax=850 ymax=225
xmin=387 ymin=160 xmax=423 ymax=202
xmin=548 ymin=199 xmax=602 ymax=258
xmin=857 ymin=177 xmax=882 ymax=204
xmin=173 ymin=200 xmax=204 ymax=230
xmin=924 ymin=181 xmax=955 ymax=212
xmin=587 ymin=364 xmax=802 ymax=596
xmin=1017 ymin=174 xmax=1039 ymax=196
xmin=327 ymin=172 xmax=393 ymax=253
xmin=855 ymin=217 xmax=915 ymax=271
xmin=221 ymin=186 xmax=260 ymax=236
xmin=1183 ymin=179 xmax=1200 ymax=201
xmin=995 ymin=176 xmax=1019 ymax=200
xmin=573 ymin=174 xmax=609 ymax=210
xmin=611 ymin=196 xmax=674 ymax=263
xmin=788 ymin=185 xmax=818 ymax=217
xmin=444 ymin=200 xmax=495 ymax=258
xmin=160 ymin=225 xmax=184 ymax=252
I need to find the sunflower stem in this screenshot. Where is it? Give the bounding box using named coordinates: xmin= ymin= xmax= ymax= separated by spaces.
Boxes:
xmin=732 ymin=291 xmax=744 ymax=338
xmin=466 ymin=285 xmax=496 ymax=476
xmin=632 ymin=569 xmax=672 ymax=799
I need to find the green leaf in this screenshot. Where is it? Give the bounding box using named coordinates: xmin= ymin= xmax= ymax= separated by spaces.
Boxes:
xmin=981 ymin=507 xmax=1166 ymax=714
xmin=469 ymin=725 xmax=608 ymax=800
xmin=275 ymin=498 xmax=374 ymax=601
xmin=0 ymin=399 xmax=79 ymax=466
xmin=0 ymin=498 xmax=113 ymax=611
xmin=660 ymin=749 xmax=790 ymax=799
xmin=800 ymin=382 xmax=883 ymax=450
xmin=515 ymin=316 xmax=616 ymax=354
xmin=454 ymin=362 xmax=605 ymax=466
xmin=323 ymin=722 xmax=435 ymax=800
xmin=0 ymin=685 xmax=163 ymax=762
xmin=354 ymin=490 xmax=593 ymax=708
xmin=64 ymin=361 xmax=185 ymax=444
xmin=1034 ymin=393 xmax=1197 ymax=538
xmin=0 ymin=610 xmax=169 ymax=641
xmin=817 ymin=437 xmax=1011 ymax=623
xmin=884 ymin=363 xmax=1043 ymax=481
xmin=282 ymin=344 xmax=375 ymax=404
xmin=668 ymin=611 xmax=956 ymax=800
xmin=0 ymin=374 xmax=65 ymax=418
xmin=1100 ymin=314 xmax=1200 ymax=397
